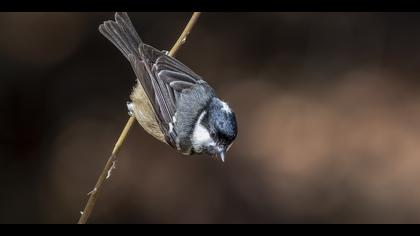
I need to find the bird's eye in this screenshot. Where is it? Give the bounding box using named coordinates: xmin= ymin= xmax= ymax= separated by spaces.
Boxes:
xmin=210 ymin=131 xmax=216 ymax=139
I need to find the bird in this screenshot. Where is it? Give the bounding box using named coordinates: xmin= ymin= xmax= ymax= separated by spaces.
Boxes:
xmin=99 ymin=12 xmax=237 ymax=162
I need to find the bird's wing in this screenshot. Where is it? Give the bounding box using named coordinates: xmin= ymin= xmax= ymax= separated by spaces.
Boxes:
xmin=130 ymin=44 xmax=203 ymax=146
xmin=99 ymin=12 xmax=203 ymax=147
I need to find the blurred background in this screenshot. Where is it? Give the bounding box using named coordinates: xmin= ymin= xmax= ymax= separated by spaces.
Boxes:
xmin=2 ymin=12 xmax=420 ymax=224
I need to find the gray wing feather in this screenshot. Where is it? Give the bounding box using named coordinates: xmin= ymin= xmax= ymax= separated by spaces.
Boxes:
xmin=140 ymin=44 xmax=203 ymax=124
xmin=154 ymin=56 xmax=200 ymax=80
xmin=127 ymin=55 xmax=157 ymax=107
xmin=169 ymin=81 xmax=194 ymax=91
xmin=158 ymin=70 xmax=197 ymax=85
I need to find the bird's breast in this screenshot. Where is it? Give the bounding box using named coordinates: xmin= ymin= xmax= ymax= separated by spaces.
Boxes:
xmin=130 ymin=83 xmax=167 ymax=143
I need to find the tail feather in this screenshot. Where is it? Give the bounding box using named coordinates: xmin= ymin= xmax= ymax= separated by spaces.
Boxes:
xmin=99 ymin=12 xmax=142 ymax=60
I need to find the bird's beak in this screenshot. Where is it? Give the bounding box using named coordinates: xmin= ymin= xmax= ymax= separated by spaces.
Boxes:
xmin=217 ymin=146 xmax=226 ymax=162
xmin=219 ymin=151 xmax=225 ymax=162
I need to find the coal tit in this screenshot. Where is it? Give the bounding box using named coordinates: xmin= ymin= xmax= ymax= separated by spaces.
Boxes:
xmin=99 ymin=12 xmax=237 ymax=162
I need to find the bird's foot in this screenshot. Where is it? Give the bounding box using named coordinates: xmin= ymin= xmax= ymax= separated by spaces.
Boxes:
xmin=127 ymin=101 xmax=134 ymax=117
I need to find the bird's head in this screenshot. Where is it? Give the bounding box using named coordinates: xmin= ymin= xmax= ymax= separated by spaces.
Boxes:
xmin=191 ymin=98 xmax=237 ymax=162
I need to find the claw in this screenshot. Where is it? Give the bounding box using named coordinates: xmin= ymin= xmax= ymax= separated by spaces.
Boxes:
xmin=127 ymin=101 xmax=134 ymax=117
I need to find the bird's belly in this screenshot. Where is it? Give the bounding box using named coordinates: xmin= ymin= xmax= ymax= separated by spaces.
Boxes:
xmin=130 ymin=83 xmax=166 ymax=143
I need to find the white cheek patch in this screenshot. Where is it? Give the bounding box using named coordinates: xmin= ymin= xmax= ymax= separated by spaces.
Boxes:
xmin=192 ymin=111 xmax=215 ymax=152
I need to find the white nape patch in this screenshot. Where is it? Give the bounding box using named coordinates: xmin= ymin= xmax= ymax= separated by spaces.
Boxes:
xmin=192 ymin=110 xmax=215 ymax=152
xmin=220 ymin=101 xmax=232 ymax=113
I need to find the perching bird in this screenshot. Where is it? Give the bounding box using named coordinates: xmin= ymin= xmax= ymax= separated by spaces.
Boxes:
xmin=99 ymin=12 xmax=237 ymax=162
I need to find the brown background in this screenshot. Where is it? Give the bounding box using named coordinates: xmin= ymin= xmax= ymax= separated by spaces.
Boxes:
xmin=2 ymin=12 xmax=420 ymax=223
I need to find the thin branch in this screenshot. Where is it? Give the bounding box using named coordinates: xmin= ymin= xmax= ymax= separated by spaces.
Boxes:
xmin=169 ymin=12 xmax=201 ymax=57
xmin=77 ymin=12 xmax=202 ymax=224
xmin=77 ymin=117 xmax=135 ymax=224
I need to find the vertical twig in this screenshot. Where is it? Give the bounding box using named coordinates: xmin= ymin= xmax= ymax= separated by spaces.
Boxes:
xmin=169 ymin=12 xmax=201 ymax=57
xmin=77 ymin=12 xmax=202 ymax=224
